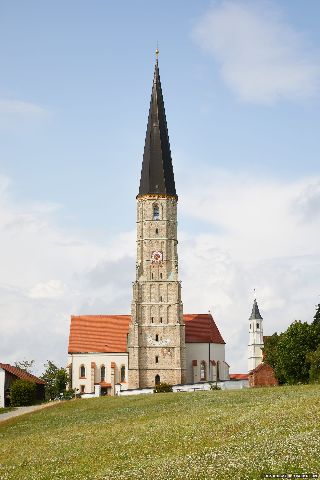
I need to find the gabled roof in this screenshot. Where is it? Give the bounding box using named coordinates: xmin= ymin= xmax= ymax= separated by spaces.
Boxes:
xmin=138 ymin=58 xmax=177 ymax=197
xmin=68 ymin=313 xmax=225 ymax=354
xmin=184 ymin=314 xmax=225 ymax=344
xmin=0 ymin=363 xmax=46 ymax=385
xmin=68 ymin=315 xmax=130 ymax=354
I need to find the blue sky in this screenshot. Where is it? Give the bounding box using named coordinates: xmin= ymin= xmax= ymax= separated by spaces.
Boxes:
xmin=1 ymin=1 xmax=320 ymax=374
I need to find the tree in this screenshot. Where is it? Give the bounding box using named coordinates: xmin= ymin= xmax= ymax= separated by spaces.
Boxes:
xmin=307 ymin=345 xmax=320 ymax=383
xmin=263 ymin=333 xmax=284 ymax=383
xmin=14 ymin=360 xmax=35 ymax=374
xmin=41 ymin=361 xmax=69 ymax=401
xmin=313 ymin=304 xmax=320 ymax=325
xmin=11 ymin=380 xmax=36 ymax=406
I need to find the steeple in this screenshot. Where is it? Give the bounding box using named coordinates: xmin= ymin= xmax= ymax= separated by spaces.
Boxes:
xmin=249 ymin=298 xmax=263 ymax=320
xmin=138 ymin=52 xmax=177 ymax=197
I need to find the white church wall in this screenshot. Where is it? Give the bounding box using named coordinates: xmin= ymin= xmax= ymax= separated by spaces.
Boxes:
xmin=0 ymin=368 xmax=5 ymax=408
xmin=68 ymin=352 xmax=128 ymax=394
xmin=185 ymin=343 xmax=228 ymax=383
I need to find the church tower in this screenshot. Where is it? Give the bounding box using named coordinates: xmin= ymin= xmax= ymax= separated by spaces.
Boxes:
xmin=248 ymin=298 xmax=264 ymax=372
xmin=128 ymin=52 xmax=186 ymax=389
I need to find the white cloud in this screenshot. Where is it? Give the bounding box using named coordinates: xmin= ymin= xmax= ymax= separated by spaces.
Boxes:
xmin=0 ymin=99 xmax=47 ymax=117
xmin=193 ymin=1 xmax=320 ymax=104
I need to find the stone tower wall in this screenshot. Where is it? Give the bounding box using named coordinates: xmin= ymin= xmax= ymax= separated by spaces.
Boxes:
xmin=128 ymin=195 xmax=186 ymax=389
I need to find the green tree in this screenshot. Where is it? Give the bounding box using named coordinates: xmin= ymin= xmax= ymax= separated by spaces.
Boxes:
xmin=14 ymin=360 xmax=35 ymax=374
xmin=275 ymin=321 xmax=315 ymax=384
xmin=41 ymin=361 xmax=69 ymax=401
xmin=11 ymin=380 xmax=36 ymax=406
xmin=313 ymin=304 xmax=320 ymax=325
xmin=263 ymin=333 xmax=284 ymax=383
xmin=307 ymin=345 xmax=320 ymax=383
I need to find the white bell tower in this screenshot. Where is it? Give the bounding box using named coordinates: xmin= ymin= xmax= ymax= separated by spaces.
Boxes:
xmin=248 ymin=298 xmax=264 ymax=372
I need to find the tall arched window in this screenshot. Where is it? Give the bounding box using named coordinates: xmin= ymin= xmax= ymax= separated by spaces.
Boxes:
xmin=155 ymin=374 xmax=160 ymax=385
xmin=200 ymin=361 xmax=206 ymax=381
xmin=80 ymin=365 xmax=86 ymax=378
xmin=121 ymin=365 xmax=126 ymax=382
xmin=100 ymin=365 xmax=105 ymax=382
xmin=153 ymin=204 xmax=160 ymax=220
xmin=155 ymin=334 xmax=159 ymax=342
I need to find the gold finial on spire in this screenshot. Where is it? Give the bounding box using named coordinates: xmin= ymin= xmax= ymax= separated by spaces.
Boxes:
xmin=155 ymin=43 xmax=159 ymax=63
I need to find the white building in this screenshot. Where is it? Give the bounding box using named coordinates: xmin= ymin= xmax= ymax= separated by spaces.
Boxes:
xmin=248 ymin=299 xmax=264 ymax=372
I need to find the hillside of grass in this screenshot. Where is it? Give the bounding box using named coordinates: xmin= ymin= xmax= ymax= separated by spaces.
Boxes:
xmin=0 ymin=385 xmax=319 ymax=480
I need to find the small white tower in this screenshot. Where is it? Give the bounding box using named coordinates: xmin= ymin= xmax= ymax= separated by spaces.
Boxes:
xmin=248 ymin=298 xmax=264 ymax=372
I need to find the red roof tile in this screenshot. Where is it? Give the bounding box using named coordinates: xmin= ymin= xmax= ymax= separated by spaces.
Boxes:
xmin=68 ymin=313 xmax=225 ymax=354
xmin=0 ymin=363 xmax=46 ymax=384
xmin=184 ymin=314 xmax=225 ymax=344
xmin=230 ymin=373 xmax=249 ymax=380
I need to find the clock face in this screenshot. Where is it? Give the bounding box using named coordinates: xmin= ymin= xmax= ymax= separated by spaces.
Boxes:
xmin=151 ymin=250 xmax=163 ymax=263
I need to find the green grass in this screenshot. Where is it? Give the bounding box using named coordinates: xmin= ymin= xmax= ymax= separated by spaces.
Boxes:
xmin=0 ymin=407 xmax=15 ymax=415
xmin=0 ymin=385 xmax=319 ymax=480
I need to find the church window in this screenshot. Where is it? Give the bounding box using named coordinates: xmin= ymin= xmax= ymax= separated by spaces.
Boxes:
xmin=100 ymin=365 xmax=105 ymax=382
xmin=155 ymin=374 xmax=160 ymax=385
xmin=151 ymin=317 xmax=154 ymax=323
xmin=160 ymin=317 xmax=163 ymax=323
xmin=151 ymin=273 xmax=154 ymax=279
xmin=121 ymin=365 xmax=126 ymax=382
xmin=155 ymin=228 xmax=159 ymax=234
xmin=160 ymin=296 xmax=162 ymax=302
xmin=257 ymin=323 xmax=259 ymax=329
xmin=80 ymin=385 xmax=85 ymax=393
xmin=155 ymin=356 xmax=159 ymax=364
xmin=250 ymin=323 xmax=251 ymax=330
xmin=160 ymin=273 xmax=163 ymax=279
xmin=153 ymin=205 xmax=160 ymax=220
xmin=80 ymin=365 xmax=86 ymax=378
xmin=155 ymin=334 xmax=159 ymax=341
xmin=200 ymin=361 xmax=206 ymax=381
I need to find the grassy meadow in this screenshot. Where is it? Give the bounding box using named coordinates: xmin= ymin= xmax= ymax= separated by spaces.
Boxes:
xmin=0 ymin=385 xmax=319 ymax=480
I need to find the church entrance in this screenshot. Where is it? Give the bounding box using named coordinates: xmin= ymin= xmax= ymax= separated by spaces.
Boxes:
xmin=155 ymin=374 xmax=160 ymax=385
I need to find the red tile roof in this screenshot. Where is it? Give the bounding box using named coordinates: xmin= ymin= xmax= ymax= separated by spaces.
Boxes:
xmin=184 ymin=314 xmax=225 ymax=344
xmin=68 ymin=313 xmax=225 ymax=354
xmin=229 ymin=373 xmax=249 ymax=380
xmin=0 ymin=363 xmax=46 ymax=384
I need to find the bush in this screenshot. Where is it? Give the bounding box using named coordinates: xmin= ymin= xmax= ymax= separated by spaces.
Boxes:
xmin=10 ymin=380 xmax=36 ymax=406
xmin=210 ymin=383 xmax=221 ymax=390
xmin=154 ymin=383 xmax=173 ymax=393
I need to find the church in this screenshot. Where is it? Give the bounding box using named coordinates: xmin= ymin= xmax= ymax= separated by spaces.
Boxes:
xmin=68 ymin=53 xmax=230 ymax=396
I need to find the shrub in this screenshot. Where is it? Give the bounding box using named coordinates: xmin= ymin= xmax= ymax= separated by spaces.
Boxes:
xmin=210 ymin=383 xmax=221 ymax=390
xmin=10 ymin=380 xmax=36 ymax=406
xmin=154 ymin=383 xmax=173 ymax=393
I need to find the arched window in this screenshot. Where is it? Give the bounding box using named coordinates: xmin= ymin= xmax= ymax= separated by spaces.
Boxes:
xmin=155 ymin=374 xmax=160 ymax=385
xmin=160 ymin=317 xmax=163 ymax=323
xmin=155 ymin=356 xmax=159 ymax=364
xmin=100 ymin=365 xmax=105 ymax=382
xmin=121 ymin=365 xmax=126 ymax=382
xmin=80 ymin=365 xmax=86 ymax=378
xmin=151 ymin=317 xmax=154 ymax=323
xmin=200 ymin=361 xmax=206 ymax=381
xmin=257 ymin=323 xmax=259 ymax=329
xmin=155 ymin=334 xmax=159 ymax=342
xmin=250 ymin=323 xmax=251 ymax=330
xmin=160 ymin=273 xmax=163 ymax=279
xmin=155 ymin=228 xmax=159 ymax=234
xmin=153 ymin=204 xmax=160 ymax=220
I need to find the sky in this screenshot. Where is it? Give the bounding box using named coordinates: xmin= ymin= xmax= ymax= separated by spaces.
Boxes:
xmin=1 ymin=0 xmax=320 ymax=375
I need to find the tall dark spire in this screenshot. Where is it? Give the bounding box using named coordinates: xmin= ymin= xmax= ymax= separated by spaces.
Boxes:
xmin=138 ymin=54 xmax=177 ymax=197
xmin=249 ymin=299 xmax=263 ymax=320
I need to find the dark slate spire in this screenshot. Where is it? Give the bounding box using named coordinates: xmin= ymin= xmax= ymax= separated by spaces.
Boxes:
xmin=249 ymin=299 xmax=263 ymax=320
xmin=138 ymin=53 xmax=177 ymax=197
